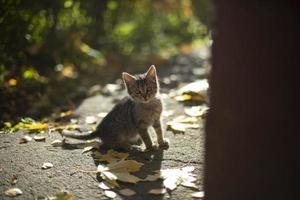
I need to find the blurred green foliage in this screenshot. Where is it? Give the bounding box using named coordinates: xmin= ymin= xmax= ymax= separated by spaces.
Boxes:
xmin=0 ymin=0 xmax=209 ymax=80
xmin=0 ymin=0 xmax=211 ymax=122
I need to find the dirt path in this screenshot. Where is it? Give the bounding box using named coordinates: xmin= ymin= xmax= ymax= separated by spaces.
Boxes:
xmin=0 ymin=51 xmax=208 ymax=200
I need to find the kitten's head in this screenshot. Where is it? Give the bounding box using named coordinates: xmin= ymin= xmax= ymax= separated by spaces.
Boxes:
xmin=122 ymin=65 xmax=159 ymax=103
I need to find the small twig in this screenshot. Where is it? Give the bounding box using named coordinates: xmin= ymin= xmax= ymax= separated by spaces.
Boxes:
xmin=153 ymin=158 xmax=203 ymax=165
xmin=70 ymin=166 xmax=97 ymax=176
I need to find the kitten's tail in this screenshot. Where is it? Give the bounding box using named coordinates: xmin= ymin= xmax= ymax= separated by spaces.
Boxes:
xmin=61 ymin=130 xmax=98 ymax=140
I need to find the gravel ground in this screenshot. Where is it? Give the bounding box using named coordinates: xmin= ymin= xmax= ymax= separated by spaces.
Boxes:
xmin=0 ymin=50 xmax=208 ymax=200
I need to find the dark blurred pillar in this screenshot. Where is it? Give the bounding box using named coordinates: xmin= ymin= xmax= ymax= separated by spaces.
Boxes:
xmin=205 ymin=1 xmax=299 ymax=200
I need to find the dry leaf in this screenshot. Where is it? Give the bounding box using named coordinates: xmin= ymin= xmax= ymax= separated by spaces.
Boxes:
xmin=97 ymin=159 xmax=143 ymax=185
xmin=11 ymin=175 xmax=18 ymax=185
xmin=158 ymin=166 xmax=197 ymax=191
xmin=170 ymin=79 xmax=208 ymax=102
xmin=191 ymin=191 xmax=204 ymax=198
xmin=162 ymin=110 xmax=174 ymax=117
xmin=173 ymin=115 xmax=198 ymax=124
xmin=98 ymin=181 xmax=111 ymax=190
xmin=184 ymin=106 xmax=209 ymax=117
xmin=119 ymin=188 xmax=136 ymax=196
xmin=163 ymin=176 xmax=179 ymax=190
xmin=60 ymin=110 xmax=73 ymax=118
xmin=55 ymin=124 xmax=80 ymax=132
xmin=33 ymin=135 xmax=46 ymax=142
xmin=167 ymin=122 xmax=199 ymax=134
xmin=19 ymin=135 xmax=32 ymax=144
xmin=82 ymin=146 xmax=98 ymax=154
xmin=85 ymin=116 xmax=97 ymax=124
xmin=182 ymin=166 xmax=195 ymax=172
xmin=148 ymin=188 xmax=167 ymax=195
xmin=24 ymin=122 xmax=48 ymax=132
xmin=167 ymin=115 xmax=200 ymax=134
xmin=107 ymin=159 xmax=142 ymax=173
xmin=113 ymin=172 xmax=141 ymax=183
xmin=181 ymin=181 xmax=198 ymax=189
xmin=103 ymin=84 xmax=121 ymax=94
xmin=97 ymin=112 xmax=108 ymax=118
xmin=51 ymin=139 xmax=64 ymax=147
xmin=104 ymin=190 xmax=117 ymax=199
xmin=141 ymin=174 xmax=161 ymax=182
xmin=70 ymin=118 xmax=78 ymax=124
xmin=42 ymin=162 xmax=53 ymax=169
xmin=55 ymin=190 xmax=73 ymax=200
xmin=4 ymin=188 xmax=22 ymax=197
xmin=93 ymin=149 xmax=129 ymax=163
xmin=69 ymin=140 xmax=101 ymax=149
xmin=167 ymin=122 xmax=186 ymax=134
xmin=8 ymin=78 xmax=17 ymax=86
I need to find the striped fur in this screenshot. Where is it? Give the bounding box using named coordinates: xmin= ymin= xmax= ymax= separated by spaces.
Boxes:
xmin=63 ymin=65 xmax=169 ymax=151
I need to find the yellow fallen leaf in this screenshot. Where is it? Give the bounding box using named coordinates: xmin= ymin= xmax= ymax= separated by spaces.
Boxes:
xmin=174 ymin=94 xmax=193 ymax=101
xmin=119 ymin=188 xmax=136 ymax=196
xmin=4 ymin=188 xmax=22 ymax=197
xmin=4 ymin=122 xmax=12 ymax=128
xmin=8 ymin=78 xmax=18 ymax=86
xmin=33 ymin=135 xmax=46 ymax=142
xmin=93 ymin=149 xmax=129 ymax=163
xmin=107 ymin=159 xmax=143 ymax=173
xmin=170 ymin=79 xmax=208 ymax=102
xmin=167 ymin=122 xmax=200 ymax=134
xmin=70 ymin=118 xmax=78 ymax=124
xmin=104 ymin=190 xmax=117 ymax=199
xmin=55 ymin=190 xmax=73 ymax=200
xmin=167 ymin=115 xmax=200 ymax=134
xmin=19 ymin=135 xmax=32 ymax=144
xmin=97 ymin=159 xmax=143 ymax=185
xmin=178 ymin=79 xmax=209 ymax=94
xmin=24 ymin=122 xmax=48 ymax=132
xmin=173 ymin=115 xmax=199 ymax=124
xmin=113 ymin=172 xmax=141 ymax=183
xmin=55 ymin=124 xmax=80 ymax=132
xmin=148 ymin=188 xmax=167 ymax=195
xmin=191 ymin=191 xmax=205 ymax=198
xmin=184 ymin=106 xmax=209 ymax=117
xmin=60 ymin=110 xmax=73 ymax=118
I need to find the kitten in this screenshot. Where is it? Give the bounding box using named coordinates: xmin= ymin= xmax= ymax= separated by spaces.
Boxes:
xmin=62 ymin=65 xmax=169 ymax=151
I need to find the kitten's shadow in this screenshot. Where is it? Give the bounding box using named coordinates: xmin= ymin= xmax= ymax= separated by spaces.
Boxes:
xmin=61 ymin=141 xmax=165 ymax=200
xmin=93 ymin=147 xmax=165 ymax=200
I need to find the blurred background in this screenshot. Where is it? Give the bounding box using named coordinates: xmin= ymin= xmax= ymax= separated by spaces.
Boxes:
xmin=0 ymin=0 xmax=212 ymax=123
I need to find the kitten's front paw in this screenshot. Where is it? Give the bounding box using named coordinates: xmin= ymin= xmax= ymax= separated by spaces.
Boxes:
xmin=159 ymin=138 xmax=170 ymax=150
xmin=145 ymin=144 xmax=159 ymax=152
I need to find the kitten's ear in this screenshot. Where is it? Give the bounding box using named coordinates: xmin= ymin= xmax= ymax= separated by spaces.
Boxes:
xmin=122 ymin=72 xmax=136 ymax=86
xmin=146 ymin=65 xmax=157 ymax=79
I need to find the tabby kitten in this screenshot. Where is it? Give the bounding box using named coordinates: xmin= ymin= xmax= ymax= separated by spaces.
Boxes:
xmin=62 ymin=65 xmax=169 ymax=151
